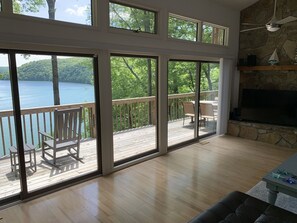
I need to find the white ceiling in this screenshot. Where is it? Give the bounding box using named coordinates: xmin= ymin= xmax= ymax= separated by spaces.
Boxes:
xmin=210 ymin=0 xmax=259 ymax=10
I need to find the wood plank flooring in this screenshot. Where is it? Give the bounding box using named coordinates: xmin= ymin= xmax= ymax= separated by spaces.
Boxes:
xmin=0 ymin=135 xmax=295 ymax=223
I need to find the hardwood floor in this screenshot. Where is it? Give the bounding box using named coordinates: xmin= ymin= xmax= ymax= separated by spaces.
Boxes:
xmin=0 ymin=135 xmax=295 ymax=223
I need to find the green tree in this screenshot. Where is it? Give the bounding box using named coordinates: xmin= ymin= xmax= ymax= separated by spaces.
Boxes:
xmin=168 ymin=61 xmax=196 ymax=94
xmin=109 ymin=3 xmax=155 ymax=33
xmin=168 ymin=16 xmax=197 ymax=41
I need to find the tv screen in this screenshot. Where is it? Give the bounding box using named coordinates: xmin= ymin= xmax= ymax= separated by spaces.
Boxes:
xmin=241 ymin=89 xmax=297 ymax=126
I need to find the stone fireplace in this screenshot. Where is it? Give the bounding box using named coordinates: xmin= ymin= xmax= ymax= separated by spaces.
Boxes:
xmin=227 ymin=0 xmax=297 ymax=148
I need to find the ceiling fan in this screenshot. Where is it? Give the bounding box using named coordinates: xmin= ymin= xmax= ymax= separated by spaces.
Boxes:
xmin=240 ymin=0 xmax=297 ymax=32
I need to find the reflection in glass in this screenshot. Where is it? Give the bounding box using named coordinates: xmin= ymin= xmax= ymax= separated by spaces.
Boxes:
xmin=168 ymin=61 xmax=196 ymax=146
xmin=199 ymin=63 xmax=219 ymax=135
xmin=13 ymin=0 xmax=92 ymax=25
xmin=202 ymin=24 xmax=226 ymax=46
xmin=0 ymin=53 xmax=21 ymax=200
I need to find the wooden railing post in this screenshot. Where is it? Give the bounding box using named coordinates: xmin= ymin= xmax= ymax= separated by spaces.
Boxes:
xmin=151 ymin=98 xmax=156 ymax=125
xmin=91 ymin=104 xmax=97 ymax=138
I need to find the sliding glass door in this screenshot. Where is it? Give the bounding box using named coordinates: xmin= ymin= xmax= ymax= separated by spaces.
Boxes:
xmin=168 ymin=60 xmax=220 ymax=147
xmin=111 ymin=55 xmax=158 ymax=164
xmin=167 ymin=61 xmax=198 ymax=146
xmin=0 ymin=53 xmax=21 ymax=202
xmin=0 ymin=50 xmax=101 ymax=202
xmin=199 ymin=62 xmax=219 ymax=136
xmin=14 ymin=53 xmax=99 ymax=192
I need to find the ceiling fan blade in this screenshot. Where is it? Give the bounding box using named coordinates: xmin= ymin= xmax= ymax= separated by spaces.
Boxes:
xmin=276 ymin=16 xmax=297 ymax=25
xmin=240 ymin=26 xmax=265 ymax=32
xmin=242 ymin=23 xmax=265 ymax=26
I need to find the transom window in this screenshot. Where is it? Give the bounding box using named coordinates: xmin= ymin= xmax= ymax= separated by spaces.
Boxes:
xmin=168 ymin=14 xmax=198 ymax=42
xmin=12 ymin=0 xmax=92 ymax=26
xmin=109 ymin=2 xmax=156 ymax=34
xmin=168 ymin=13 xmax=228 ymax=46
xmin=202 ymin=23 xmax=227 ymax=46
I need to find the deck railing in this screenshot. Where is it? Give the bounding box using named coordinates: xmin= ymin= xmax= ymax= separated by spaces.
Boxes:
xmin=0 ymin=90 xmax=218 ymax=157
xmin=0 ymin=103 xmax=96 ymax=157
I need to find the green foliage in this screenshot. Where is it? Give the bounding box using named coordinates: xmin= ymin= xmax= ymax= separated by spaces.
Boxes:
xmin=202 ymin=25 xmax=225 ymax=45
xmin=200 ymin=63 xmax=219 ymax=91
xmin=0 ymin=67 xmax=9 ymax=80
xmin=168 ymin=61 xmax=219 ymax=94
xmin=168 ymin=16 xmax=197 ymax=41
xmin=0 ymin=58 xmax=93 ymax=84
xmin=109 ymin=2 xmax=155 ymax=33
xmin=168 ymin=61 xmax=196 ymax=94
xmin=13 ymin=0 xmax=46 ymax=13
xmin=202 ymin=25 xmax=213 ymax=44
xmin=111 ymin=57 xmax=156 ymax=99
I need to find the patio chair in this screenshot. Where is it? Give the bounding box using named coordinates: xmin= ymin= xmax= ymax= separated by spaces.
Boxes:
xmin=200 ymin=102 xmax=217 ymax=122
xmin=183 ymin=101 xmax=195 ymax=125
xmin=39 ymin=107 xmax=82 ymax=166
xmin=182 ymin=101 xmax=206 ymax=126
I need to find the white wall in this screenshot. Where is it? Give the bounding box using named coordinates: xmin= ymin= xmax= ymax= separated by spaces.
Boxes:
xmin=0 ymin=0 xmax=240 ymax=173
xmin=0 ymin=0 xmax=240 ymax=58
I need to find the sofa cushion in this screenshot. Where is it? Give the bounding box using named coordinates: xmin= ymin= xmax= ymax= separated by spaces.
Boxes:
xmin=188 ymin=191 xmax=297 ymax=223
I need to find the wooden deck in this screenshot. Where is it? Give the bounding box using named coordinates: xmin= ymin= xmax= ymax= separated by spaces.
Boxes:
xmin=0 ymin=119 xmax=215 ymax=200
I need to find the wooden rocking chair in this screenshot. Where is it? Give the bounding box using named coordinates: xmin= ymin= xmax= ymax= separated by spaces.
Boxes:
xmin=39 ymin=107 xmax=82 ymax=166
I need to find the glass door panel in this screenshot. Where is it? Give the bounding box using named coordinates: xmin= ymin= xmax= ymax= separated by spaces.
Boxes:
xmin=168 ymin=61 xmax=197 ymax=146
xmin=199 ymin=62 xmax=220 ymax=136
xmin=111 ymin=55 xmax=157 ymax=163
xmin=0 ymin=53 xmax=21 ymax=200
xmin=15 ymin=53 xmax=98 ymax=192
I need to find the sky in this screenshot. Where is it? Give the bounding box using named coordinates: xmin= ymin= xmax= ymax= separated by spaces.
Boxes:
xmin=0 ymin=54 xmax=74 ymax=67
xmin=0 ymin=0 xmax=90 ymax=67
xmin=16 ymin=0 xmax=91 ymax=25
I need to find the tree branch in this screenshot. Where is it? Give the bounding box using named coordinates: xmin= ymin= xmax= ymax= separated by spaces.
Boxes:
xmin=110 ymin=4 xmax=132 ymax=29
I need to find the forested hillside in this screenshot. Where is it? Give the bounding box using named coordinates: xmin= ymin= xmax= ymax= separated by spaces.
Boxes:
xmin=0 ymin=58 xmax=93 ymax=84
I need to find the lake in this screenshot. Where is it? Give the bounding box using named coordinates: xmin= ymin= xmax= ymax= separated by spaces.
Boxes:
xmin=0 ymin=80 xmax=95 ymax=110
xmin=0 ymin=80 xmax=95 ymax=156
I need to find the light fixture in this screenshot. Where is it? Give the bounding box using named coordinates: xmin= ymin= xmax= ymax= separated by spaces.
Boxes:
xmin=266 ymin=24 xmax=280 ymax=32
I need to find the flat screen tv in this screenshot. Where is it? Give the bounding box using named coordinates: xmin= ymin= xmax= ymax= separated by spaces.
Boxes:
xmin=241 ymin=89 xmax=297 ymax=127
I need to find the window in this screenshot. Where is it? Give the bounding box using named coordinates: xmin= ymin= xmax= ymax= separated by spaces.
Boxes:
xmin=15 ymin=53 xmax=99 ymax=192
xmin=109 ymin=2 xmax=156 ymax=34
xmin=202 ymin=23 xmax=227 ymax=46
xmin=111 ymin=55 xmax=158 ymax=165
xmin=13 ymin=0 xmax=92 ymax=25
xmin=168 ymin=14 xmax=198 ymax=42
xmin=167 ymin=60 xmax=220 ymax=148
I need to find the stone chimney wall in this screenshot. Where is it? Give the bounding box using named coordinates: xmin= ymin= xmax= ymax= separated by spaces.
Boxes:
xmin=228 ymin=0 xmax=297 ymax=149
